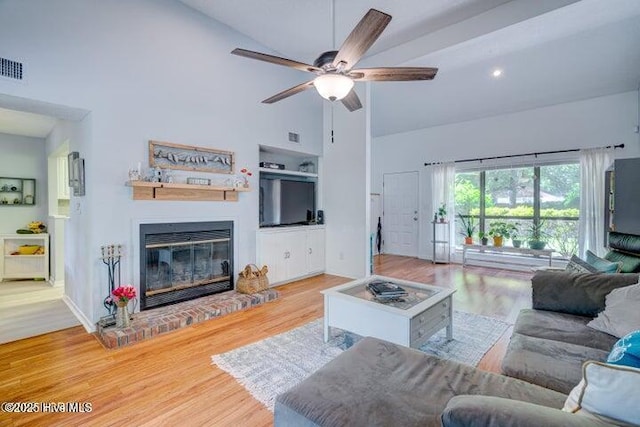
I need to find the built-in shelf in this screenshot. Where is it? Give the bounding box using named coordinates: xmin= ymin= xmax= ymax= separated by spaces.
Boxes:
xmin=1 ymin=234 xmax=49 ymax=281
xmin=258 ymin=167 xmax=318 ymax=178
xmin=126 ymin=181 xmax=250 ymax=202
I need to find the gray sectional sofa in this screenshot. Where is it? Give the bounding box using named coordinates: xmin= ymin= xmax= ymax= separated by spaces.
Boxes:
xmin=274 ymin=271 xmax=638 ymax=426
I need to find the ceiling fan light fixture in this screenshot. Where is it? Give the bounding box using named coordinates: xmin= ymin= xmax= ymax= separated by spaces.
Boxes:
xmin=313 ymin=74 xmax=354 ymax=101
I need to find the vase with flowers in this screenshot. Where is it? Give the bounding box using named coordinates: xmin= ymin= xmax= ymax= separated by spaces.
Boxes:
xmin=112 ymin=285 xmax=136 ymax=328
xmin=239 ymin=168 xmax=252 ymax=188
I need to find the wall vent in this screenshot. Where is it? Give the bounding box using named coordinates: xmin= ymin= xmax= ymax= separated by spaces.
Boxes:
xmin=0 ymin=57 xmax=23 ymax=80
xmin=288 ymin=132 xmax=300 ymax=143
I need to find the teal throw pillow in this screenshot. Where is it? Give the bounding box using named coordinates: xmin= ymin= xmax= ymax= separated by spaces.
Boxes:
xmin=607 ymin=330 xmax=640 ymax=369
xmin=586 ymin=250 xmax=622 ymax=273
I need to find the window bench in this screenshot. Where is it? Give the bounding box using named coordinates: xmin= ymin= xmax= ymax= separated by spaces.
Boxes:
xmin=462 ymin=244 xmax=553 ymax=268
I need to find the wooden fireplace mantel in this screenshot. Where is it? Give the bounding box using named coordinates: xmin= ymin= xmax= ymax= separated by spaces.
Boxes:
xmin=126 ymin=181 xmax=250 ymax=202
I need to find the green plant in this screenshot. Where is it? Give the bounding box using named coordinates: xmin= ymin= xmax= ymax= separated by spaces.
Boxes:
xmin=528 ymin=220 xmax=550 ymax=242
xmin=488 ymin=221 xmax=517 ymax=239
xmin=510 ymin=222 xmax=522 ymax=241
xmin=458 ymin=214 xmax=477 ymax=238
xmin=437 ymin=203 xmax=447 ymax=220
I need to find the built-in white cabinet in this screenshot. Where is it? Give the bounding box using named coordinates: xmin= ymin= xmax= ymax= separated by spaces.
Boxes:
xmin=256 ymin=226 xmax=325 ymax=286
xmin=306 ymin=227 xmax=326 ymax=274
xmin=0 ymin=234 xmax=49 ymax=281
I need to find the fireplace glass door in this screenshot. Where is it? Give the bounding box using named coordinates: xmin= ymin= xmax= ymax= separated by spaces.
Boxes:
xmin=141 ymin=222 xmax=233 ymax=310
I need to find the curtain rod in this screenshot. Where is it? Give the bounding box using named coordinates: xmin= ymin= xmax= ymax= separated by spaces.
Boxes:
xmin=423 ymin=143 xmax=625 ymax=166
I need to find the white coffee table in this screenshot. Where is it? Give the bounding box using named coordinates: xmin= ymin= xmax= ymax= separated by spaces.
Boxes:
xmin=322 ymin=275 xmax=455 ymax=349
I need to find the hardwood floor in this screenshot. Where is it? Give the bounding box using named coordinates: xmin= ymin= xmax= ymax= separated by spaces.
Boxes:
xmin=0 ymin=256 xmax=532 ymax=427
xmin=0 ymin=280 xmax=79 ymax=344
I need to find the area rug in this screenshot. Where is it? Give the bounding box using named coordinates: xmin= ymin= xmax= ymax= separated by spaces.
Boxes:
xmin=211 ymin=310 xmax=509 ymax=411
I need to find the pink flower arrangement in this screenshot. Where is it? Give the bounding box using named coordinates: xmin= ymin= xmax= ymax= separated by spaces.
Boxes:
xmin=240 ymin=168 xmax=252 ymax=177
xmin=112 ymin=285 xmax=136 ymax=305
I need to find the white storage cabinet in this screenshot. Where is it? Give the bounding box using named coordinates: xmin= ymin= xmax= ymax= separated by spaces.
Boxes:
xmin=256 ymin=226 xmax=325 ymax=286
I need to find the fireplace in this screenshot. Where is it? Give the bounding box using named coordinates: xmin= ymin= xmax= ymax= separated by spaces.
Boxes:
xmin=140 ymin=221 xmax=233 ymax=310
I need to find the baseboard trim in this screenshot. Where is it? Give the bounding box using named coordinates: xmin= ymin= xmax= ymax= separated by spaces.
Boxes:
xmin=62 ymin=295 xmax=96 ymax=333
xmin=49 ymin=276 xmax=64 ymax=287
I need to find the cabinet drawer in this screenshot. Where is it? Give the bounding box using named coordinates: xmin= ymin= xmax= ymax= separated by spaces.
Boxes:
xmin=410 ymin=298 xmax=450 ymax=333
xmin=410 ymin=315 xmax=451 ymax=348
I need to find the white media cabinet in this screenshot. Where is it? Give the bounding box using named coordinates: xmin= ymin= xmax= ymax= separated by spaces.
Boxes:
xmin=256 ymin=225 xmax=325 ymax=286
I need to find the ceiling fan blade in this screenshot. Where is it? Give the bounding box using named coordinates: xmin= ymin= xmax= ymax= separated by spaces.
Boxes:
xmin=231 ymin=48 xmax=320 ymax=73
xmin=262 ymin=80 xmax=315 ymax=104
xmin=341 ymin=89 xmax=362 ymax=112
xmin=349 ymin=67 xmax=438 ymax=81
xmin=333 ymin=9 xmax=391 ymax=71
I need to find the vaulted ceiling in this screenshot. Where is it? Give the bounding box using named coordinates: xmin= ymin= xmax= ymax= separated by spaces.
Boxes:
xmin=180 ymin=0 xmax=640 ymax=137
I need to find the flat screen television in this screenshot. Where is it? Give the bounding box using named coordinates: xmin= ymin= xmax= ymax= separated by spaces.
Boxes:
xmin=259 ymin=177 xmax=316 ymax=227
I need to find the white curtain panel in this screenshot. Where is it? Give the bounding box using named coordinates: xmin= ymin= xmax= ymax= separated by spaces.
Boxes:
xmin=579 ymin=148 xmax=613 ymax=257
xmin=431 ymin=163 xmax=456 ymax=256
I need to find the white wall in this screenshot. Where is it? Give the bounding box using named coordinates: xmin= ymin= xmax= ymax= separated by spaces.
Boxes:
xmin=0 ymin=133 xmax=48 ymax=233
xmin=322 ymin=84 xmax=371 ymax=278
xmin=372 ymin=91 xmax=640 ymax=259
xmin=0 ymin=0 xmax=322 ymax=326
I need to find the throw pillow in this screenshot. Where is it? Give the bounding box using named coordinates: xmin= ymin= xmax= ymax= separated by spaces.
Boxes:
xmin=607 ymin=330 xmax=640 ymax=369
xmin=562 ymin=361 xmax=640 ymax=425
xmin=565 ymin=255 xmax=598 ymax=274
xmin=587 ymin=283 xmax=640 ymax=338
xmin=585 ymin=250 xmax=622 ymax=273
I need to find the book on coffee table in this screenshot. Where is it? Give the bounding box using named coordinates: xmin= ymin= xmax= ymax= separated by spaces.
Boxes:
xmin=366 ymin=280 xmax=408 ymax=298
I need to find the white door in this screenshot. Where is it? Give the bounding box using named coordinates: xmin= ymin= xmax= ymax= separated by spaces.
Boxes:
xmin=383 ymin=172 xmax=419 ymax=257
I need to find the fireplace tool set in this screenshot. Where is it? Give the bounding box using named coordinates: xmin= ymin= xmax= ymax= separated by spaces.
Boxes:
xmin=99 ymin=244 xmax=126 ymax=327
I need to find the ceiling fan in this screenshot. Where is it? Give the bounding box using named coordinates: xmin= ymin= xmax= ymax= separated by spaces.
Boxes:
xmin=231 ymin=8 xmax=438 ymax=112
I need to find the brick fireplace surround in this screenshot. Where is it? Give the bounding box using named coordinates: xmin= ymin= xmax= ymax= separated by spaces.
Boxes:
xmin=97 ymin=289 xmax=278 ymax=349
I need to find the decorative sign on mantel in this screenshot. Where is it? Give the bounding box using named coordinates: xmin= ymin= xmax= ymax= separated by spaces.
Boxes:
xmin=149 ymin=140 xmax=235 ymax=174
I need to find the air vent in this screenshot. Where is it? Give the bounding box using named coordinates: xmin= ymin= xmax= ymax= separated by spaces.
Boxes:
xmin=0 ymin=57 xmax=23 ymax=81
xmin=288 ymin=132 xmax=300 ymax=143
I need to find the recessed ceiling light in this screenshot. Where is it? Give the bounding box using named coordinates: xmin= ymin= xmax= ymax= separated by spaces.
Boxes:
xmin=492 ymin=69 xmax=503 ymax=78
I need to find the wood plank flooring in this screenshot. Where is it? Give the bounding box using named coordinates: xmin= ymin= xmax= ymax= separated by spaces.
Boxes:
xmin=0 ymin=256 xmax=532 ymax=427
xmin=0 ymin=280 xmax=79 ymax=344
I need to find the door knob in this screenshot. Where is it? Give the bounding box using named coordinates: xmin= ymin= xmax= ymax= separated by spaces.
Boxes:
xmin=413 ymin=217 xmax=418 ymax=221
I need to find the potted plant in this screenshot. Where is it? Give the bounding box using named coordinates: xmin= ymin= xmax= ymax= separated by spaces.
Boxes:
xmin=458 ymin=214 xmax=476 ymax=245
xmin=511 ymin=223 xmax=522 ymax=248
xmin=437 ymin=203 xmax=447 ymax=222
xmin=528 ymin=221 xmax=549 ymax=250
xmin=479 ymin=231 xmax=488 ymax=245
xmin=488 ymin=221 xmax=516 ymax=247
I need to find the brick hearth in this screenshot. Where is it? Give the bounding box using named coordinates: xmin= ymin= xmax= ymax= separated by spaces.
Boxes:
xmin=97 ymin=289 xmax=279 ymax=349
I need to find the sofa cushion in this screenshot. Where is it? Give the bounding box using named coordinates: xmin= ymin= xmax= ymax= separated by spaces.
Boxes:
xmin=604 ymin=250 xmax=640 ymax=274
xmin=563 ymin=362 xmax=640 ymax=426
xmin=275 ymin=337 xmax=567 ymax=427
xmin=565 ymin=255 xmax=598 ymax=274
xmin=513 ymin=309 xmax=617 ymax=352
xmin=442 ymin=395 xmax=613 ymax=427
xmin=587 ymin=282 xmax=640 ymax=338
xmin=501 ymin=333 xmax=611 ymax=394
xmin=586 ymin=250 xmax=623 ymax=273
xmin=531 ymin=271 xmax=639 ymax=317
xmin=607 ymin=232 xmax=640 ymax=273
xmin=607 ymin=330 xmax=640 ymax=368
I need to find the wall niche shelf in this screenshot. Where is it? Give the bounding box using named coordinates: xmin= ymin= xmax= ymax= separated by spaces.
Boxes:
xmin=258 ymin=167 xmax=318 ymax=179
xmin=0 ymin=177 xmax=36 ymax=206
xmin=126 ymin=181 xmax=249 ymax=202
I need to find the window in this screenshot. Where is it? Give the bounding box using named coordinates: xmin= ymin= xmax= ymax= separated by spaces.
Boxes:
xmin=455 ymin=163 xmax=580 ymax=256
